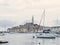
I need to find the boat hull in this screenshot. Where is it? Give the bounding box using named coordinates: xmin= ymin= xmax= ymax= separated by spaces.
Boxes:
xmin=37 ymin=37 xmax=55 ymax=39
xmin=0 ymin=41 xmax=8 ymax=43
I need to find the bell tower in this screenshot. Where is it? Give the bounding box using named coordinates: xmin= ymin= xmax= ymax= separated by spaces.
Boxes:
xmin=32 ymin=16 xmax=34 ymax=24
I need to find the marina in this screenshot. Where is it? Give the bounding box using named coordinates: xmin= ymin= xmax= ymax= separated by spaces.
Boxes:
xmin=0 ymin=9 xmax=60 ymax=45
xmin=0 ymin=0 xmax=60 ymax=45
xmin=0 ymin=33 xmax=60 ymax=45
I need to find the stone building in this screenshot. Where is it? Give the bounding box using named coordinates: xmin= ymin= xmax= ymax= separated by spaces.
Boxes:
xmin=8 ymin=22 xmax=42 ymax=33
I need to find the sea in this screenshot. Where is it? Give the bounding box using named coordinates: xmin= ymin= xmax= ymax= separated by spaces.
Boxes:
xmin=0 ymin=33 xmax=60 ymax=45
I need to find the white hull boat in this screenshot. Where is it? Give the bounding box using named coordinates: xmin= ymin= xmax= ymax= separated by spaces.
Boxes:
xmin=0 ymin=34 xmax=8 ymax=43
xmin=34 ymin=33 xmax=56 ymax=39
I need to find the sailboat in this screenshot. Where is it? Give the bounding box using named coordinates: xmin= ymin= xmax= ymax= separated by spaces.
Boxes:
xmin=34 ymin=9 xmax=56 ymax=39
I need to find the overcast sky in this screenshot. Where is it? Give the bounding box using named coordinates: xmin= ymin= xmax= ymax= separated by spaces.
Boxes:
xmin=0 ymin=0 xmax=60 ymax=28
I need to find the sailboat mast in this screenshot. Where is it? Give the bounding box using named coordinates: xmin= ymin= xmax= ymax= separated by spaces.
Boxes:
xmin=43 ymin=9 xmax=45 ymax=30
xmin=39 ymin=9 xmax=45 ymax=30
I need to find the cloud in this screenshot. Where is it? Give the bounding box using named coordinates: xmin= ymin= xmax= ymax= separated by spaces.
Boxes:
xmin=52 ymin=19 xmax=60 ymax=26
xmin=0 ymin=0 xmax=59 ymax=27
xmin=0 ymin=3 xmax=9 ymax=6
xmin=0 ymin=20 xmax=16 ymax=28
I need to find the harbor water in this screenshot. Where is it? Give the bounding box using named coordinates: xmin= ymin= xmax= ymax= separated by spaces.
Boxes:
xmin=0 ymin=33 xmax=60 ymax=45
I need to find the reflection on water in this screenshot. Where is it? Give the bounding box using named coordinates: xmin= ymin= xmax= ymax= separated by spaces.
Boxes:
xmin=0 ymin=33 xmax=60 ymax=45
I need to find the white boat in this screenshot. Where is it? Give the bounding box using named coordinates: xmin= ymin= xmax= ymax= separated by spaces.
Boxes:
xmin=0 ymin=35 xmax=8 ymax=43
xmin=35 ymin=33 xmax=56 ymax=39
